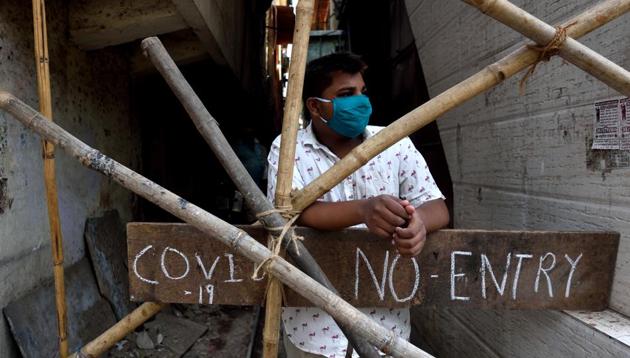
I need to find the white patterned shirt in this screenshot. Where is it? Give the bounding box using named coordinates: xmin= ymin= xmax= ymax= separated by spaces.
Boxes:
xmin=266 ymin=124 xmax=444 ymax=357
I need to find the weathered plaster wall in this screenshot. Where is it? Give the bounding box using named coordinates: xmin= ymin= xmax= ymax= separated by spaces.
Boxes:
xmin=405 ymin=0 xmax=630 ymax=356
xmin=0 ymin=0 xmax=139 ymax=355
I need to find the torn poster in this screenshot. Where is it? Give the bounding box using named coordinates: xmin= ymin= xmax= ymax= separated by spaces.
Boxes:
xmin=592 ymin=99 xmax=621 ymax=150
xmin=620 ymin=98 xmax=630 ymax=150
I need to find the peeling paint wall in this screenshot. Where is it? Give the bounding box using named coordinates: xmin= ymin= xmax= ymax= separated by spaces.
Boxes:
xmin=405 ymin=0 xmax=630 ymax=356
xmin=0 ymin=0 xmax=139 ymax=355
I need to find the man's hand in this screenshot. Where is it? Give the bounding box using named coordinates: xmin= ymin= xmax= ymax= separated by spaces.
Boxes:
xmin=393 ymin=204 xmax=427 ymax=257
xmin=359 ymin=195 xmax=409 ymax=239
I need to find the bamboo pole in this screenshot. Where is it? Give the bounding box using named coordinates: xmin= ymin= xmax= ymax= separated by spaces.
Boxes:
xmin=463 ymin=0 xmax=630 ymax=97
xmin=274 ymin=0 xmax=312 ymax=207
xmin=141 ymin=37 xmax=379 ymax=357
xmin=290 ymin=0 xmax=630 ymax=212
xmin=266 ymin=1 xmax=314 ymax=357
xmin=0 ymin=92 xmax=431 ymax=358
xmin=69 ymin=302 xmax=166 ymax=358
xmin=31 ymin=1 xmax=69 ymax=357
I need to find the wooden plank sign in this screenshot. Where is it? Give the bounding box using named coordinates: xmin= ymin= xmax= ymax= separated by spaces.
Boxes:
xmin=127 ymin=223 xmax=618 ymax=310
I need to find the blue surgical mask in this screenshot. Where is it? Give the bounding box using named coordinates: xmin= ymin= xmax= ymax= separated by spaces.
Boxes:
xmin=315 ymin=94 xmax=372 ymax=138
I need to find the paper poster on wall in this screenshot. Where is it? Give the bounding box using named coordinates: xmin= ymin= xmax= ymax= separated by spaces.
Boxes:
xmin=620 ymin=98 xmax=630 ymax=150
xmin=592 ymin=99 xmax=621 ymax=150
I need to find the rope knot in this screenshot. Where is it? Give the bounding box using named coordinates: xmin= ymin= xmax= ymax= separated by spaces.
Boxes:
xmin=251 ymin=207 xmax=304 ymax=281
xmin=519 ymin=22 xmax=577 ymax=94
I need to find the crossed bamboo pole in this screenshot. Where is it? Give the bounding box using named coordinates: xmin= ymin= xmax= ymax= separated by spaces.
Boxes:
xmin=267 ymin=1 xmax=314 ymax=356
xmin=0 ymin=92 xmax=432 ymax=358
xmin=16 ymin=0 xmax=629 ymax=356
xmin=140 ymin=36 xmax=378 ymax=357
xmin=463 ymin=0 xmax=630 ymax=96
xmin=31 ymin=1 xmax=69 ymax=356
xmin=290 ymin=0 xmax=630 ymax=213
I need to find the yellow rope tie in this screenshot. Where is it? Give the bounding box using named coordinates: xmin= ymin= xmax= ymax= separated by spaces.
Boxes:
xmin=251 ymin=207 xmax=304 ymax=281
xmin=519 ymin=22 xmax=577 ymax=95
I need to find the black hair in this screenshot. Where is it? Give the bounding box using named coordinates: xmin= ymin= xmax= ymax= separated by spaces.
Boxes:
xmin=302 ymin=53 xmax=367 ymax=118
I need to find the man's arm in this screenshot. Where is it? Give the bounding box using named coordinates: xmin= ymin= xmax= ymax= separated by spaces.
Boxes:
xmin=298 ymin=195 xmax=410 ymax=238
xmin=415 ymin=198 xmax=450 ymax=233
xmin=297 ymin=200 xmax=364 ymax=229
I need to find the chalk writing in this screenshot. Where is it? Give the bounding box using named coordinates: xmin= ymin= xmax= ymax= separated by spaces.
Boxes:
xmin=161 ymin=247 xmax=189 ymax=280
xmin=132 ymin=246 xmax=587 ymax=304
xmin=451 ymin=251 xmax=472 ymax=301
xmin=196 ymin=253 xmax=220 ymax=280
xmin=127 ymin=224 xmax=616 ymax=309
xmin=354 ymin=249 xmax=421 ymax=303
xmin=480 ymin=253 xmax=511 ymax=298
xmin=564 ymin=253 xmax=583 ymax=298
xmin=198 ymin=284 xmax=214 ymax=304
xmin=224 ymin=253 xmax=243 ymax=283
xmin=512 ymin=254 xmax=533 ymax=300
xmin=355 ymin=248 xmax=389 ymax=301
xmin=535 ymin=252 xmax=556 ymax=297
xmin=388 ymin=254 xmax=420 ymax=303
xmin=133 ymin=245 xmax=158 ymax=285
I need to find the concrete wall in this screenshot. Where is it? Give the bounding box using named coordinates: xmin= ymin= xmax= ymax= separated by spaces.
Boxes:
xmin=405 ymin=0 xmax=630 ymax=356
xmin=0 ymin=0 xmax=139 ymax=355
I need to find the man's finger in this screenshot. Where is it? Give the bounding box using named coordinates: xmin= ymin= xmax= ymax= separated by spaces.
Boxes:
xmin=396 ymin=209 xmax=425 ymax=238
xmin=372 ymin=226 xmax=392 ymax=239
xmin=382 ymin=197 xmax=409 ymax=220
xmin=395 ymin=219 xmax=423 ymax=238
xmin=374 ymin=217 xmax=397 ymax=235
xmin=394 ymin=236 xmax=417 ymax=249
xmin=395 ymin=226 xmax=414 ymax=239
xmin=397 ymin=246 xmax=414 ymax=257
xmin=372 ymin=217 xmax=396 ymax=237
xmin=376 ymin=206 xmax=407 ymax=226
xmin=410 ymin=239 xmax=426 ymax=257
xmin=398 ymin=239 xmax=426 ymax=258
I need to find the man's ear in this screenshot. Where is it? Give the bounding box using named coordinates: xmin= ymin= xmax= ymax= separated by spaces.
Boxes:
xmin=305 ymin=97 xmax=320 ymax=118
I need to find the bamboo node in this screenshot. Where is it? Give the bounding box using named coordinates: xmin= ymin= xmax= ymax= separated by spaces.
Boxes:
xmin=519 ymin=22 xmax=577 ymax=94
xmin=28 ymin=111 xmax=40 ymax=124
xmin=487 ymin=63 xmax=506 ymax=82
xmin=474 ymin=0 xmax=498 ymax=14
xmin=229 ymin=230 xmax=247 ymax=250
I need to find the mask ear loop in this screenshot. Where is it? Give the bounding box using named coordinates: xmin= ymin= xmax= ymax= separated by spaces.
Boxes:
xmin=313 ymin=97 xmax=332 ymax=124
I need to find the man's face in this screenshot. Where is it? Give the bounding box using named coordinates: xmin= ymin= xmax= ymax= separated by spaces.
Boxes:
xmin=308 ymin=70 xmax=367 ymax=122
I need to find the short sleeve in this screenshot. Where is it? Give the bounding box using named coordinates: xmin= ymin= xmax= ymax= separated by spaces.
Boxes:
xmin=398 ymin=137 xmax=445 ymax=207
xmin=266 ymin=135 xmax=306 ymax=204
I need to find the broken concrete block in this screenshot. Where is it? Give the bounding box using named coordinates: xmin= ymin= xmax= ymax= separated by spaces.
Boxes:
xmin=84 ymin=210 xmax=135 ymax=319
xmin=183 ymin=305 xmax=259 ymax=358
xmin=145 ymin=312 xmax=207 ymax=356
xmin=4 ymin=258 xmax=117 ymax=357
xmin=136 ymin=330 xmax=155 ymax=350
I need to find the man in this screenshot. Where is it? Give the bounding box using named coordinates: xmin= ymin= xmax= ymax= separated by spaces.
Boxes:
xmin=267 ymin=53 xmax=449 ymax=357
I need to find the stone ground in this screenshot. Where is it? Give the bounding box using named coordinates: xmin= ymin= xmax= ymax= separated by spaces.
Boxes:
xmin=107 ymin=304 xmax=281 ymax=358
